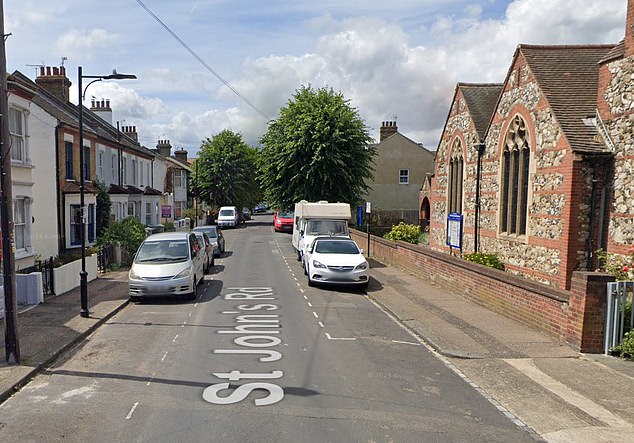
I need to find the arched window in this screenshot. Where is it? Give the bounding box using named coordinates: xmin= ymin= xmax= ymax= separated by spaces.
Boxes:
xmin=500 ymin=115 xmax=530 ymax=236
xmin=448 ymin=139 xmax=463 ymax=214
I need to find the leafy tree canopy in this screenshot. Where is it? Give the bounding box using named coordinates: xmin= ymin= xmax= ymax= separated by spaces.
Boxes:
xmin=191 ymin=130 xmax=261 ymax=210
xmin=259 ymin=85 xmax=375 ymax=210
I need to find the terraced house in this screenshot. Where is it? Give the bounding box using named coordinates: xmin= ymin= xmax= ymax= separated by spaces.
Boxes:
xmin=429 ymin=0 xmax=634 ymax=291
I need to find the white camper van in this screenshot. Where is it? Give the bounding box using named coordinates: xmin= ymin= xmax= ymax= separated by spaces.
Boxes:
xmin=217 ymin=206 xmax=239 ymax=228
xmin=292 ymin=200 xmax=351 ymax=261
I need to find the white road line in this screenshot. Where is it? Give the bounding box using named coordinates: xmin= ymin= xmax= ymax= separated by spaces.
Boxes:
xmin=299 ymin=288 xmax=304 ymax=293
xmin=318 ymin=321 xmax=324 ymax=328
xmin=161 ymin=351 xmax=168 ymax=362
xmin=392 ymin=340 xmax=421 ymax=346
xmin=326 ymin=332 xmax=356 ymax=341
xmin=125 ymin=402 xmax=139 ymax=420
xmin=172 ymin=335 xmax=179 ymax=343
xmin=504 ymin=358 xmax=631 ymax=428
xmin=312 ymin=312 xmax=319 ymax=318
xmin=307 ymin=302 xmax=312 ymax=307
xmin=303 ymin=295 xmax=308 ymax=300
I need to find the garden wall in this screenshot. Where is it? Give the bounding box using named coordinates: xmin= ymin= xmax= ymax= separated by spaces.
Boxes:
xmin=351 ymin=229 xmax=613 ymax=353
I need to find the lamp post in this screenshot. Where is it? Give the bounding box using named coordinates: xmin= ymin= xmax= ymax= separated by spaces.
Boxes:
xmin=78 ymin=66 xmax=136 ymax=318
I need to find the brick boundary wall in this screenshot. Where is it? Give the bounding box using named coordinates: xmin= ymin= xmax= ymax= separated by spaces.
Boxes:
xmin=351 ymin=229 xmax=614 ymax=353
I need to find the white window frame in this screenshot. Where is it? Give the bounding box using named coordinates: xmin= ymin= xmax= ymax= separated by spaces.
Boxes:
xmin=9 ymin=107 xmax=28 ymax=163
xmin=13 ymin=197 xmax=30 ymax=251
xmin=399 ymin=169 xmax=409 ymax=185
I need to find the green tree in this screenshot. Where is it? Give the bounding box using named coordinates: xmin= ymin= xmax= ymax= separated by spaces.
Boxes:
xmin=95 ymin=180 xmax=112 ymax=237
xmin=191 ymin=130 xmax=261 ymax=210
xmin=98 ymin=217 xmax=146 ymax=265
xmin=259 ymin=85 xmax=375 ymax=210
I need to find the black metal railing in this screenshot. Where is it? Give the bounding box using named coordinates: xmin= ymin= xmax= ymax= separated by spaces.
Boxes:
xmin=97 ymin=243 xmax=115 ymax=273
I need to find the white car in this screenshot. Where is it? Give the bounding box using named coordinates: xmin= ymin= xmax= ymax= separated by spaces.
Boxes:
xmin=128 ymin=232 xmax=205 ymax=301
xmin=304 ymin=237 xmax=369 ymax=289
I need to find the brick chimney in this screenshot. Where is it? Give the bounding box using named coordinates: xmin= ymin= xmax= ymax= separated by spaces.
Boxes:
xmin=174 ymin=148 xmax=188 ymax=165
xmin=380 ymin=121 xmax=398 ymax=141
xmin=35 ymin=66 xmax=72 ymax=103
xmin=91 ymin=99 xmax=113 ymax=124
xmin=121 ymin=125 xmax=138 ymax=141
xmin=155 ymin=139 xmax=172 ymax=157
xmin=626 ymin=0 xmax=634 ymax=57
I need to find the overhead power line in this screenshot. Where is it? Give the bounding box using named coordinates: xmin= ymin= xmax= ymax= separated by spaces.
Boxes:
xmin=134 ymin=0 xmax=270 ymax=120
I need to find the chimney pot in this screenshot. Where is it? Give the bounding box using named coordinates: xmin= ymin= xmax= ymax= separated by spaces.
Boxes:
xmin=46 ymin=66 xmax=51 ymax=76
xmin=61 ymin=66 xmax=66 ymax=76
xmin=39 ymin=66 xmax=45 ymax=76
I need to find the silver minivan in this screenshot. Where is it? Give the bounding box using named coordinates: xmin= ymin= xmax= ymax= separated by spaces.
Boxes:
xmin=128 ymin=232 xmax=205 ymax=301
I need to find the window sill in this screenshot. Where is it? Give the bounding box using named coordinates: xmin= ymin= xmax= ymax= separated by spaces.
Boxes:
xmin=11 ymin=160 xmax=34 ymax=169
xmin=498 ymin=232 xmax=528 ymax=244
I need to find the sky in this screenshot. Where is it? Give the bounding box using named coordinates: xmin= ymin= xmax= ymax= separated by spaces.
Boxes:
xmin=4 ymin=0 xmax=628 ymax=155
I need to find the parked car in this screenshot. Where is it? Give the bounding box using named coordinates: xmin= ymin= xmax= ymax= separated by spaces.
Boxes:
xmin=218 ymin=206 xmax=239 ymax=228
xmin=242 ymin=207 xmax=252 ymax=220
xmin=273 ymin=210 xmax=294 ymax=233
xmin=254 ymin=202 xmax=268 ymax=213
xmin=193 ymin=225 xmax=225 ymax=257
xmin=128 ymin=232 xmax=205 ymax=301
xmin=304 ymin=237 xmax=369 ymax=289
xmin=193 ymin=231 xmax=214 ymax=272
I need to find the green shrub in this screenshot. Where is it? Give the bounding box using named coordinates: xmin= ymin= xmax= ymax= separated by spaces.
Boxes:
xmin=384 ymin=222 xmax=421 ymax=244
xmin=463 ymin=252 xmax=505 ymax=270
xmin=98 ymin=217 xmax=146 ymax=265
xmin=611 ymin=329 xmax=634 ymax=359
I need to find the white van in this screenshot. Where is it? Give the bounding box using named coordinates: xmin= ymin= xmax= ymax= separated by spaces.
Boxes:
xmin=292 ymin=200 xmax=351 ymax=262
xmin=217 ymin=206 xmax=239 ymax=228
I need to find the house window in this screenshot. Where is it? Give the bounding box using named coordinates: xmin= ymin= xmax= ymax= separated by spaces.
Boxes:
xmin=132 ymin=159 xmax=137 ymax=185
xmin=88 ymin=204 xmax=95 ymax=243
xmin=174 ymin=201 xmax=183 ymax=218
xmin=13 ymin=198 xmax=28 ymax=250
xmin=128 ymin=202 xmax=136 ymax=218
xmin=112 ymin=154 xmax=117 ymax=182
xmin=146 ymin=202 xmax=152 ymax=225
xmin=70 ymin=205 xmax=82 ymax=246
xmin=500 ymin=115 xmax=530 ymax=236
xmin=9 ymin=108 xmax=26 ymax=162
xmin=83 ymin=145 xmax=90 ymax=181
xmin=399 ymin=169 xmax=409 ymax=184
xmin=98 ymin=151 xmax=104 ymax=179
xmin=174 ymin=170 xmax=184 ymax=188
xmin=122 ymin=158 xmax=128 ymax=185
xmin=65 ymin=142 xmax=73 ymax=179
xmin=448 ymin=139 xmax=463 ymax=214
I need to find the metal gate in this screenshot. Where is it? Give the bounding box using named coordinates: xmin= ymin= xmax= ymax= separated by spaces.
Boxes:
xmin=605 ymin=281 xmax=634 ymax=354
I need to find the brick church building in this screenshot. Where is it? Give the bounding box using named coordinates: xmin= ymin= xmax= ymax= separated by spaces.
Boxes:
xmin=428 ymin=0 xmax=634 ymax=290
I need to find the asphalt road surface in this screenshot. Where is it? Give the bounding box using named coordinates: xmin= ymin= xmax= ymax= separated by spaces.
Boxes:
xmin=0 ymin=214 xmax=536 ymax=442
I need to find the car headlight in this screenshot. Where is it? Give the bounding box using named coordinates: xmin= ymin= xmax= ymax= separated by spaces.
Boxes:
xmin=129 ymin=268 xmax=141 ymax=279
xmin=312 ymin=259 xmax=326 ymax=269
xmin=174 ymin=267 xmax=192 ymax=279
xmin=355 ymin=261 xmax=368 ymax=270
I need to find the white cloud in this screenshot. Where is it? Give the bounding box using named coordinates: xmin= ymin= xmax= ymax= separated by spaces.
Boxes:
xmin=55 ymin=29 xmax=120 ymax=61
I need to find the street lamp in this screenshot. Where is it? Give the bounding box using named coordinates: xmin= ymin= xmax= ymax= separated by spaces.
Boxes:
xmin=78 ymin=66 xmax=136 ymax=318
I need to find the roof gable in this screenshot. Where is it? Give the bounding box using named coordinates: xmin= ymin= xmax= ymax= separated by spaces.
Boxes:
xmin=458 ymin=83 xmax=503 ymax=140
xmin=515 ymin=44 xmax=615 ymax=152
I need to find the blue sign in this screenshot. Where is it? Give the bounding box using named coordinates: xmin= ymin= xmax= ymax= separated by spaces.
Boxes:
xmin=446 ymin=212 xmax=463 ymax=250
xmin=357 ymin=205 xmax=363 ymax=227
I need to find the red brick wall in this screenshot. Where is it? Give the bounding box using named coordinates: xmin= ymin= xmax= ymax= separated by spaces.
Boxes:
xmin=352 ymin=229 xmax=614 ymax=352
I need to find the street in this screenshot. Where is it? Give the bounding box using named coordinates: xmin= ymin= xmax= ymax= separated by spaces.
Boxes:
xmin=0 ymin=215 xmax=535 ymax=442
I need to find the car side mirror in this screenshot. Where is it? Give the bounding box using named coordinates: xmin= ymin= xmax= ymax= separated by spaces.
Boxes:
xmin=360 ymin=249 xmax=364 ymax=254
xmin=300 ymin=230 xmax=304 ymax=236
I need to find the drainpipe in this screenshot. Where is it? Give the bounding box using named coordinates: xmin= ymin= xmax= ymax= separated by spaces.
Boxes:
xmin=474 ymin=142 xmax=486 ymax=253
xmin=117 ymin=122 xmax=122 ymax=187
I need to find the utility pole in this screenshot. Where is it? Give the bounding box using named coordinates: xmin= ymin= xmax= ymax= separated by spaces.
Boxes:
xmin=0 ymin=0 xmax=20 ymax=364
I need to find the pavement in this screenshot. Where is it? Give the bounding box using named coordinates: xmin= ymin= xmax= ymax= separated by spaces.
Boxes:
xmin=0 ymin=259 xmax=632 ymax=442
